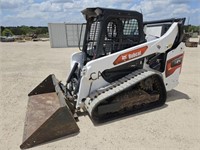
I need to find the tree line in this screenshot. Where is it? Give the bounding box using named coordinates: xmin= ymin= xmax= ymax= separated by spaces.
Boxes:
xmin=0 ymin=26 xmax=48 ymax=36
xmin=0 ymin=25 xmax=199 ymax=37
xmin=185 ymin=25 xmax=200 ymax=33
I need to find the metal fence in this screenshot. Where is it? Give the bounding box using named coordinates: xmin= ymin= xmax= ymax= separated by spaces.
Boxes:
xmin=48 ymin=23 xmax=86 ymax=48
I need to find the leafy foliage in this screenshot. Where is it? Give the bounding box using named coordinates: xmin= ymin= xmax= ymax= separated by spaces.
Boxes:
xmin=184 ymin=25 xmax=200 ymax=33
xmin=0 ymin=26 xmax=48 ymax=36
xmin=2 ymin=28 xmax=13 ymax=36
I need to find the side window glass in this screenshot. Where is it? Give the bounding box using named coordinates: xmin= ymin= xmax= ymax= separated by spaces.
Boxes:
xmin=106 ymin=21 xmax=118 ymax=38
xmin=99 ymin=18 xmax=140 ymax=58
xmin=123 ymin=19 xmax=139 ymax=36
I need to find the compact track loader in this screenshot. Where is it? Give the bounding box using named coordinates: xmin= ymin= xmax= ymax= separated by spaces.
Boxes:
xmin=20 ymin=7 xmax=185 ymax=149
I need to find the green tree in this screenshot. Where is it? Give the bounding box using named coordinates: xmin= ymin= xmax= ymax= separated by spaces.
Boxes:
xmin=2 ymin=28 xmax=13 ymax=37
xmin=20 ymin=26 xmax=30 ymax=35
xmin=185 ymin=25 xmax=200 ymax=33
xmin=10 ymin=27 xmax=23 ymax=35
xmin=0 ymin=26 xmax=49 ymax=36
xmin=0 ymin=26 xmax=5 ymax=35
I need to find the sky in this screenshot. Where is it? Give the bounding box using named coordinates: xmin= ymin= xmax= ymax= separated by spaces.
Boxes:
xmin=0 ymin=0 xmax=200 ymax=26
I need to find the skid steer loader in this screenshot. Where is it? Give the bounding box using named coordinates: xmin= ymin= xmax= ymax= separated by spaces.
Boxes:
xmin=20 ymin=7 xmax=185 ymax=149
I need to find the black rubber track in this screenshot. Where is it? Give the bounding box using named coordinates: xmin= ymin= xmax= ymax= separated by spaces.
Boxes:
xmin=91 ymin=74 xmax=167 ymax=123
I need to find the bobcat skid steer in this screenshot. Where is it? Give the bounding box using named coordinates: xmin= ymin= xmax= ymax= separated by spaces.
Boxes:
xmin=20 ymin=7 xmax=185 ymax=149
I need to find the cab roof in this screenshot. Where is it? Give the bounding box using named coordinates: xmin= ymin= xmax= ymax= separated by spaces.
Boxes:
xmin=81 ymin=7 xmax=142 ymax=20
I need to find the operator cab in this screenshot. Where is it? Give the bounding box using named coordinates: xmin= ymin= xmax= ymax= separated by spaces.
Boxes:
xmin=81 ymin=7 xmax=146 ymax=62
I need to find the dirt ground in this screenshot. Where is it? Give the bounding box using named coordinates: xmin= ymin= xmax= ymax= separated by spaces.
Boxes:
xmin=0 ymin=41 xmax=199 ymax=150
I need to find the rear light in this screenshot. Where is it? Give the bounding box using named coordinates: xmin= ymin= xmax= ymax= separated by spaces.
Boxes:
xmin=166 ymin=53 xmax=184 ymax=77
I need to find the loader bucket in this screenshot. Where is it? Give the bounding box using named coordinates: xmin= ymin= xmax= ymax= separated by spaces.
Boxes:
xmin=20 ymin=75 xmax=79 ymax=149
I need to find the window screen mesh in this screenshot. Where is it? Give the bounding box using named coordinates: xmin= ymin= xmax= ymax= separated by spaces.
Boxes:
xmin=84 ymin=18 xmax=140 ymax=59
xmin=123 ymin=19 xmax=139 ymax=35
xmin=102 ymin=18 xmax=139 ymax=56
xmin=86 ymin=21 xmax=100 ymax=56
